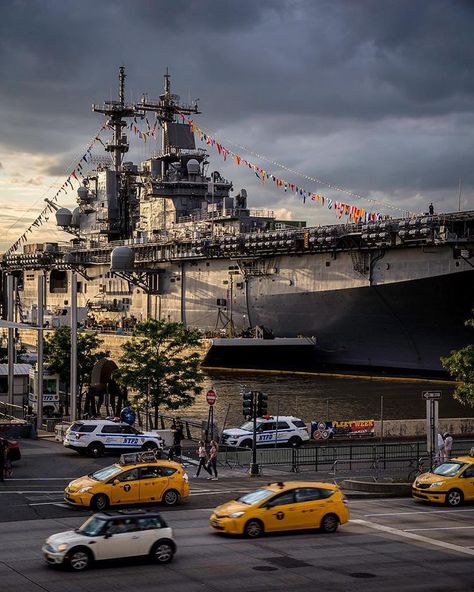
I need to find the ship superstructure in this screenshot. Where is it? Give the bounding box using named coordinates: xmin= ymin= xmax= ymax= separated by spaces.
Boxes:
xmin=2 ymin=68 xmax=473 ymax=373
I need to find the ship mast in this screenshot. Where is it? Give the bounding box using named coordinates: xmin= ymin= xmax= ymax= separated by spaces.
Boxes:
xmin=137 ymin=68 xmax=200 ymax=177
xmin=92 ymin=66 xmax=139 ymax=239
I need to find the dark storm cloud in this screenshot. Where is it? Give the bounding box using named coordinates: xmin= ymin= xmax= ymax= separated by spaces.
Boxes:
xmin=0 ymin=0 xmax=473 ymax=215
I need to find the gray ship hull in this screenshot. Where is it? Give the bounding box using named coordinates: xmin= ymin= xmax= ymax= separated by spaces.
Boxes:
xmin=245 ymin=269 xmax=473 ymax=372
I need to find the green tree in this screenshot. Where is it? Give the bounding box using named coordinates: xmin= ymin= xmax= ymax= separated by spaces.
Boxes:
xmin=115 ymin=319 xmax=204 ymax=425
xmin=0 ymin=334 xmax=27 ymax=364
xmin=441 ymin=310 xmax=474 ymax=406
xmin=44 ymin=326 xmax=110 ymax=410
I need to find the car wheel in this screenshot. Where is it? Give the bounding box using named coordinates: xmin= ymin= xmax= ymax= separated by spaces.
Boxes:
xmin=446 ymin=489 xmax=463 ymax=507
xmin=244 ymin=519 xmax=264 ymax=538
xmin=150 ymin=540 xmax=175 ymax=564
xmin=91 ymin=493 xmax=109 ymax=511
xmin=162 ymin=489 xmax=180 ymax=506
xmin=66 ymin=547 xmax=92 ymax=571
xmin=240 ymin=439 xmax=252 ymax=449
xmin=320 ymin=513 xmax=339 ymax=533
xmin=142 ymin=441 xmax=158 ymax=451
xmin=288 ymin=436 xmax=302 ymax=447
xmin=87 ymin=442 xmax=104 ymax=458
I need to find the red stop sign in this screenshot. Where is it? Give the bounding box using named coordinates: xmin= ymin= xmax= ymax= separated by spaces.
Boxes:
xmin=206 ymin=389 xmax=217 ymax=406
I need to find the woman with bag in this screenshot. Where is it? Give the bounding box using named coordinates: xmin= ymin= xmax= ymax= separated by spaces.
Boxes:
xmin=195 ymin=440 xmax=212 ymax=478
xmin=207 ymin=440 xmax=219 ymax=481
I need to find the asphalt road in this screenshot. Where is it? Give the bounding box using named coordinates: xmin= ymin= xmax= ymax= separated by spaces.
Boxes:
xmin=1 ymin=439 xmax=473 ymax=591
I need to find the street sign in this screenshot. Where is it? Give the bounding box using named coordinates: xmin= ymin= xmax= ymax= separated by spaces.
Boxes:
xmin=206 ymin=389 xmax=217 ymax=406
xmin=422 ymin=391 xmax=442 ymax=400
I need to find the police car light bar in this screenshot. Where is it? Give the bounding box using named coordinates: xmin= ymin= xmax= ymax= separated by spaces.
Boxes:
xmin=119 ymin=450 xmax=158 ymax=466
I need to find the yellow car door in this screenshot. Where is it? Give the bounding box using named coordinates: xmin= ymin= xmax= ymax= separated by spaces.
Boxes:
xmin=139 ymin=465 xmax=168 ymax=503
xmin=110 ymin=468 xmax=140 ymax=505
xmin=260 ymin=490 xmax=299 ymax=532
xmin=461 ymin=464 xmax=474 ymax=501
xmin=292 ymin=487 xmax=326 ymax=529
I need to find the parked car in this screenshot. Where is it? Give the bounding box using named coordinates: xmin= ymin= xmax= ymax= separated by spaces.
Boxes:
xmin=63 ymin=420 xmax=163 ymax=457
xmin=43 ymin=509 xmax=176 ymax=571
xmin=210 ymin=481 xmax=349 ymax=537
xmin=64 ymin=451 xmax=189 ymax=510
xmin=221 ymin=416 xmax=310 ymax=448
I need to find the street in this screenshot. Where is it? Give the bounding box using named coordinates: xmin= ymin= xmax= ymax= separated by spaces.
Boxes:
xmin=0 ymin=439 xmax=473 ymax=591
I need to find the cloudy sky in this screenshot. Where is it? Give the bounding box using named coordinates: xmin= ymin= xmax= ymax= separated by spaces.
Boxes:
xmin=1 ymin=0 xmax=474 ymax=252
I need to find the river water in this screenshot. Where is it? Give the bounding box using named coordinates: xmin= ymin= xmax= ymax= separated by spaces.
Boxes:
xmin=176 ymin=370 xmax=473 ymax=430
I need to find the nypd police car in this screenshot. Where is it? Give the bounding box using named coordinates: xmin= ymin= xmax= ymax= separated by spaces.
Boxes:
xmin=64 ymin=420 xmax=163 ymax=458
xmin=221 ymin=416 xmax=309 ymax=448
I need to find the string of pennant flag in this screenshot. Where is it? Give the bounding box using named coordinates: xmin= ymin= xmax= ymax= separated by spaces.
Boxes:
xmin=4 ymin=126 xmax=107 ymax=258
xmin=182 ymin=116 xmax=416 ymax=223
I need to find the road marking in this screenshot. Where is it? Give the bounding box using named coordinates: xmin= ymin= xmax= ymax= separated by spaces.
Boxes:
xmin=404 ymin=526 xmax=474 ymax=532
xmin=351 ymin=519 xmax=474 ymax=557
xmin=6 ymin=478 xmax=74 ymax=481
xmin=364 ymin=508 xmax=474 ymax=517
xmin=0 ymin=491 xmax=64 ymax=495
xmin=28 ymin=501 xmax=67 ymax=507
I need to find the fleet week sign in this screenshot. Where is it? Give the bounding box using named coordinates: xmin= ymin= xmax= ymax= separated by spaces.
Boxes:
xmin=311 ymin=420 xmax=375 ymax=439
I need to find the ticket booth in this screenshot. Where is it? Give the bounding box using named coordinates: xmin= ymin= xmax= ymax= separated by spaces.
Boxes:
xmin=28 ymin=368 xmax=61 ymax=417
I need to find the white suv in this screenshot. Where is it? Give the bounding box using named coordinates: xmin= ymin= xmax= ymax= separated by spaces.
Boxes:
xmin=64 ymin=420 xmax=163 ymax=458
xmin=221 ymin=416 xmax=309 ymax=448
xmin=43 ymin=510 xmax=175 ymax=571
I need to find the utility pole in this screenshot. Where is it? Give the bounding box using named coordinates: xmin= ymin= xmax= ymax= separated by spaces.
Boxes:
xmin=7 ymin=275 xmax=15 ymax=405
xmin=70 ymin=271 xmax=78 ymax=422
xmin=36 ymin=274 xmax=45 ymax=434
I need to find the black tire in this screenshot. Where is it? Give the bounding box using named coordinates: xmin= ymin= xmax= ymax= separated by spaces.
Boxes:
xmin=320 ymin=513 xmax=339 ymax=533
xmin=66 ymin=547 xmax=92 ymax=571
xmin=244 ymin=519 xmax=264 ymax=538
xmin=288 ymin=436 xmax=302 ymax=448
xmin=142 ymin=441 xmax=158 ymax=452
xmin=162 ymin=489 xmax=180 ymax=507
xmin=446 ymin=489 xmax=463 ymax=507
xmin=91 ymin=493 xmax=109 ymax=511
xmin=240 ymin=439 xmax=253 ymax=449
xmin=150 ymin=539 xmax=175 ymax=564
xmin=87 ymin=442 xmax=104 ymax=458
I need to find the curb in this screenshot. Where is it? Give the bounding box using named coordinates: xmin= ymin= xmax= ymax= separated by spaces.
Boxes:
xmin=341 ymin=479 xmax=411 ymax=497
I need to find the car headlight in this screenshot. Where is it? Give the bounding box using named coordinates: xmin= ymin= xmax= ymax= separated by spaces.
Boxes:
xmin=78 ymin=486 xmax=92 ymax=494
xmin=229 ymin=511 xmax=245 ymax=518
xmin=429 ymin=481 xmax=446 ymax=488
xmin=57 ymin=543 xmax=68 ymax=552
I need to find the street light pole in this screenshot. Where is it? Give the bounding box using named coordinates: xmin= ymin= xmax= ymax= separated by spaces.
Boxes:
xmin=70 ymin=271 xmax=78 ymax=422
xmin=37 ymin=274 xmax=45 ymax=434
xmin=7 ymin=274 xmax=15 ymax=405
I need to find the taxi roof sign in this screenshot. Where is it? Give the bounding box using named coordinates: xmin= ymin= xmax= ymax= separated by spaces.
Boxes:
xmin=119 ymin=450 xmax=159 ymax=466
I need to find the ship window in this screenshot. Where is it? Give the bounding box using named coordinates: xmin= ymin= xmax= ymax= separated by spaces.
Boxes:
xmin=49 ymin=270 xmax=68 ymax=293
xmin=77 ymin=282 xmax=83 ymax=293
xmin=325 ymin=261 xmax=330 ymax=267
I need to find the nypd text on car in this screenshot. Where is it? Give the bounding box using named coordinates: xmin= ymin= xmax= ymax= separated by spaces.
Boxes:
xmin=221 ymin=416 xmax=309 ymax=448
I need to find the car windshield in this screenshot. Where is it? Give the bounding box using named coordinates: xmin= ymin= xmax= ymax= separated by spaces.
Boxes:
xmin=236 ymin=489 xmax=274 ymax=505
xmin=77 ymin=515 xmax=107 ymax=537
xmin=240 ymin=421 xmax=263 ymax=432
xmin=90 ymin=465 xmax=122 ymax=482
xmin=433 ymin=462 xmax=466 ymax=477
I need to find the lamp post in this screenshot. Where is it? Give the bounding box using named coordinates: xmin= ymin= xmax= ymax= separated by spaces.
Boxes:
xmin=70 ymin=270 xmax=78 ymax=422
xmin=7 ymin=274 xmax=16 ymax=405
xmin=37 ymin=274 xmax=45 ymax=434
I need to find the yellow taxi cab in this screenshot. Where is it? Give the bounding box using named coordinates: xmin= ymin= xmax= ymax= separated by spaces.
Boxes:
xmin=64 ymin=451 xmax=189 ymax=511
xmin=210 ymin=481 xmax=349 ymax=538
xmin=412 ymin=450 xmax=474 ymax=507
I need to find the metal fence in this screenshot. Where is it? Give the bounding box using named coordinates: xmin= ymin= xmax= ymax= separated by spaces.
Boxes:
xmin=217 ymin=439 xmax=474 ymax=475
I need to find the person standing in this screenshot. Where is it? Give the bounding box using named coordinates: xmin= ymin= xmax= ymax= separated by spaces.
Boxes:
xmin=435 ymin=433 xmax=445 ymax=463
xmin=207 ymin=439 xmax=219 ymax=481
xmin=195 ymin=440 xmax=211 ymax=478
xmin=172 ymin=417 xmax=184 ymax=459
xmin=443 ymin=432 xmax=453 ymax=461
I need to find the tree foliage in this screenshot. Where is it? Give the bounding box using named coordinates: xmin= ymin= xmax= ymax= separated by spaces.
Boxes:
xmin=115 ymin=319 xmax=204 ymax=414
xmin=0 ymin=335 xmax=27 ymax=364
xmin=44 ymin=326 xmax=109 ymax=396
xmin=441 ymin=309 xmax=474 ymax=407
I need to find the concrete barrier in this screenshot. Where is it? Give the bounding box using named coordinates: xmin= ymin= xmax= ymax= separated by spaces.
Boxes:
xmin=340 ymin=479 xmax=412 ymax=497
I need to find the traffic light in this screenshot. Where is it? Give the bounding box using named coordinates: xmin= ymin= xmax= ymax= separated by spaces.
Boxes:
xmin=256 ymin=392 xmax=268 ymax=416
xmin=242 ymin=392 xmax=254 ymax=417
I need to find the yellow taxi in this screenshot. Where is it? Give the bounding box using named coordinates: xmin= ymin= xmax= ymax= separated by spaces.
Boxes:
xmin=412 ymin=451 xmax=474 ymax=507
xmin=64 ymin=451 xmax=189 ymax=511
xmin=210 ymin=481 xmax=349 ymax=538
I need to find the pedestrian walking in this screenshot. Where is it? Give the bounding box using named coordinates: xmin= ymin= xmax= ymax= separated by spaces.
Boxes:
xmin=207 ymin=439 xmax=219 ymax=481
xmin=435 ymin=432 xmax=445 ymax=463
xmin=195 ymin=440 xmax=211 ymax=477
xmin=443 ymin=432 xmax=453 ymax=461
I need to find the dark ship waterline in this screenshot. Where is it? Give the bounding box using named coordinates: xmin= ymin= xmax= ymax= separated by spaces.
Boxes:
xmin=2 ymin=68 xmax=473 ymax=374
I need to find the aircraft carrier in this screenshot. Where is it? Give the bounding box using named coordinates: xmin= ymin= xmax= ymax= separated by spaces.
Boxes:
xmin=1 ymin=68 xmax=473 ymax=374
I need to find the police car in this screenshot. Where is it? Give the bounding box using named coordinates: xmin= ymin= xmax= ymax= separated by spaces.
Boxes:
xmin=64 ymin=420 xmax=164 ymax=458
xmin=221 ymin=416 xmax=309 ymax=448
